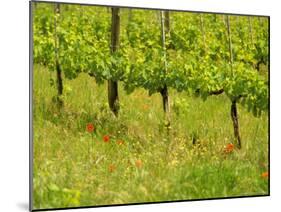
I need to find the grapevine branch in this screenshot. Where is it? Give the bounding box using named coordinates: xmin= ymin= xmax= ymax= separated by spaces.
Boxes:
xmin=226 ymin=16 xmax=242 ymax=149
xmin=54 ymin=3 xmax=63 ymax=107
xmin=160 ymin=11 xmax=171 ymax=129
xmin=226 ymin=15 xmax=234 ymax=75
xmin=209 ymin=89 xmax=224 ymax=95
xmin=195 ymin=88 xmax=224 ymax=96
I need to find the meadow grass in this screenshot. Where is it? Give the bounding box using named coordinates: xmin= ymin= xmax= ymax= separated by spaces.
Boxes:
xmin=33 ymin=65 xmax=268 ymax=209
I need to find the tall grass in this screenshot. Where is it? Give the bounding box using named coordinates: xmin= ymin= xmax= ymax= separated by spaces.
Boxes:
xmin=33 ymin=65 xmax=268 ymax=209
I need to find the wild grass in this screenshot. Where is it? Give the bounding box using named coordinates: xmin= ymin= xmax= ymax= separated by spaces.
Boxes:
xmin=33 ymin=65 xmax=268 ymax=209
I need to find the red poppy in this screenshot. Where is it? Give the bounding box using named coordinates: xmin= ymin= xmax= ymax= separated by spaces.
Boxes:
xmin=135 ymin=159 xmax=142 ymax=168
xmin=224 ymin=143 xmax=234 ymax=153
xmin=261 ymin=171 xmax=269 ymax=179
xmin=86 ymin=123 xmax=94 ymax=133
xmin=142 ymin=104 xmax=149 ymax=110
xmin=108 ymin=164 xmax=116 ymax=172
xmin=103 ymin=135 xmax=110 ymax=142
xmin=117 ymin=140 xmax=124 ymax=145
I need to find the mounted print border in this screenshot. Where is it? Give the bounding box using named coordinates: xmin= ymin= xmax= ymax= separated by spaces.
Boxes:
xmin=29 ymin=0 xmax=270 ymax=211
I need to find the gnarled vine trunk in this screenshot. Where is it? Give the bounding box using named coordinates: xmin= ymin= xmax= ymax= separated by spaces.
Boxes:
xmin=160 ymin=11 xmax=171 ymax=128
xmin=226 ymin=16 xmax=242 ymax=148
xmin=54 ymin=3 xmax=63 ymax=107
xmin=160 ymin=84 xmax=170 ymax=125
xmin=108 ymin=7 xmax=120 ymax=116
xmin=231 ymin=100 xmax=241 ymax=149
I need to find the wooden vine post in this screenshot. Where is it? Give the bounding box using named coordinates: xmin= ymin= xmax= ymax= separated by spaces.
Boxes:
xmin=226 ymin=16 xmax=234 ymax=74
xmin=54 ymin=3 xmax=63 ymax=107
xmin=160 ymin=11 xmax=171 ymax=130
xmin=128 ymin=9 xmax=133 ymax=23
xmin=199 ymin=14 xmax=206 ymax=51
xmin=226 ymin=15 xmax=242 ymax=149
xmin=108 ymin=7 xmax=120 ymax=116
xmin=248 ymin=16 xmax=254 ymax=46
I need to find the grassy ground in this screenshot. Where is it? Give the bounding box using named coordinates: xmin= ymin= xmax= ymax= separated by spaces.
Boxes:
xmin=33 ymin=65 xmax=268 ymax=209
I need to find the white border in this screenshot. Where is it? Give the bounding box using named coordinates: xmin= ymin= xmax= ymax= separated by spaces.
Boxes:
xmin=32 ymin=0 xmax=271 ymax=16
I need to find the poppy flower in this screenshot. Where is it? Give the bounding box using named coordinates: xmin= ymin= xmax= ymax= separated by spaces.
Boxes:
xmin=103 ymin=135 xmax=110 ymax=142
xmin=86 ymin=123 xmax=94 ymax=133
xmin=108 ymin=164 xmax=116 ymax=172
xmin=135 ymin=159 xmax=142 ymax=168
xmin=142 ymin=104 xmax=149 ymax=110
xmin=117 ymin=140 xmax=124 ymax=145
xmin=224 ymin=143 xmax=234 ymax=153
xmin=261 ymin=171 xmax=269 ymax=179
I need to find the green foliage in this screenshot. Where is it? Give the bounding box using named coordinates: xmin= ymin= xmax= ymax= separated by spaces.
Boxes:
xmin=33 ymin=4 xmax=268 ymax=117
xmin=33 ymin=5 xmax=55 ymax=68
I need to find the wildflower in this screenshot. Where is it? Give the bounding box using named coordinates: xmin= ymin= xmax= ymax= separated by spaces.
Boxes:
xmin=224 ymin=143 xmax=234 ymax=153
xmin=86 ymin=123 xmax=94 ymax=133
xmin=108 ymin=164 xmax=116 ymax=173
xmin=103 ymin=135 xmax=110 ymax=143
xmin=261 ymin=171 xmax=269 ymax=179
xmin=117 ymin=140 xmax=124 ymax=145
xmin=142 ymin=104 xmax=149 ymax=110
xmin=135 ymin=159 xmax=142 ymax=168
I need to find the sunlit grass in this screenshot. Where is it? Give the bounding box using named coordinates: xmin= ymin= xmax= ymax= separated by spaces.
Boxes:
xmin=33 ymin=65 xmax=268 ymax=209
